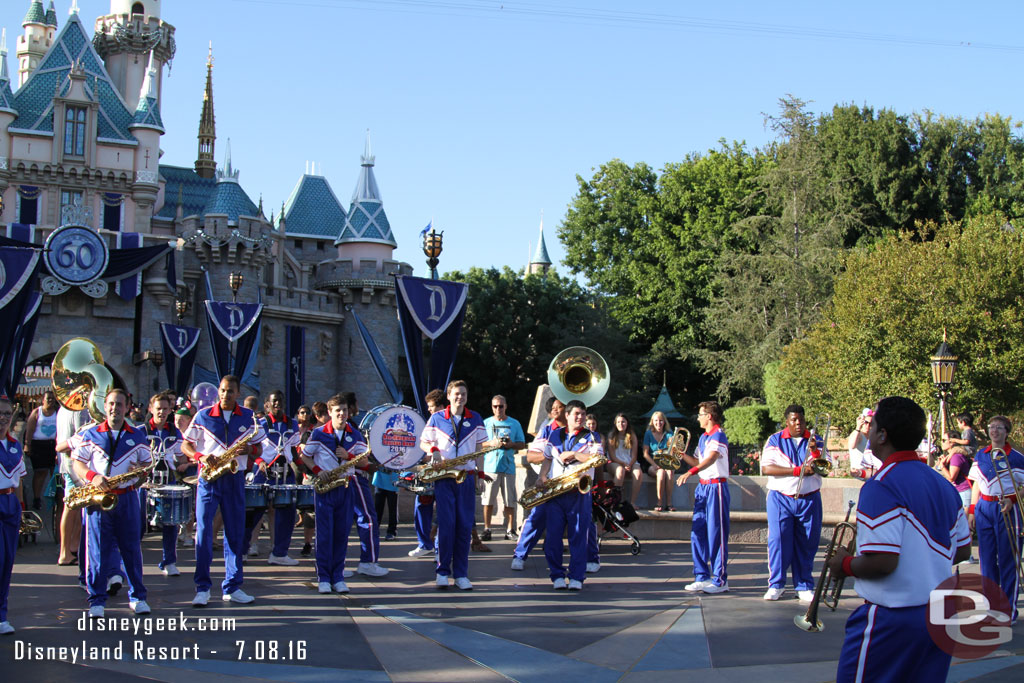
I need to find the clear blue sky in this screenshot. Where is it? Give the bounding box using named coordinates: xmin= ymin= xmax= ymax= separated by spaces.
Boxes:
xmin=4 ymin=1 xmax=1023 ymax=277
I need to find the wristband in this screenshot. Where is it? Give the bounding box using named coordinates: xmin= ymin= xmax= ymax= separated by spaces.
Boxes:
xmin=193 ymin=451 xmax=205 ymax=462
xmin=254 ymin=458 xmax=264 ymax=467
xmin=86 ymin=470 xmax=98 ymax=482
xmin=312 ymin=466 xmax=322 ymax=475
xmin=793 ymin=466 xmax=801 ymax=477
xmin=968 ymin=504 xmax=975 ymax=515
xmin=430 ymin=446 xmax=440 ymax=454
xmin=688 ymin=466 xmax=700 ymax=476
xmin=841 ymin=555 xmax=856 ymax=577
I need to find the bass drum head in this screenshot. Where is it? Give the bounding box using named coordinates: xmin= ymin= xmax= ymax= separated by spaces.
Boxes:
xmin=360 ymin=404 xmax=426 ymax=471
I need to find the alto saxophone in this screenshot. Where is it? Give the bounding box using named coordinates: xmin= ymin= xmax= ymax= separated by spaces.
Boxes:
xmin=66 ymin=459 xmax=158 ymax=511
xmin=313 ymin=453 xmax=369 ymax=493
xmin=417 ymin=445 xmax=500 ymax=484
xmin=200 ymin=421 xmax=259 ymax=483
xmin=519 ymin=452 xmax=608 ymax=509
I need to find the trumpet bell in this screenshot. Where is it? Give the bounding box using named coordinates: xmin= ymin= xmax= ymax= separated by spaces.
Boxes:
xmin=794 ymin=614 xmax=823 ymax=632
xmin=548 ymin=346 xmax=610 ymax=407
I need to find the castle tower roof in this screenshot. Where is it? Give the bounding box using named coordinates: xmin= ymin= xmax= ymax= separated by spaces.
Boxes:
xmin=281 ymin=170 xmax=348 ymax=239
xmin=23 ymin=1 xmax=45 ymax=26
xmin=0 ymin=30 xmax=15 ymax=114
xmin=642 ymin=381 xmax=685 ymax=420
xmin=130 ymin=50 xmax=163 ymax=131
xmin=531 ymin=217 xmax=552 ymax=266
xmin=44 ymin=0 xmax=58 ymax=27
xmin=195 ymin=43 xmax=216 ymax=179
xmin=336 ymin=131 xmax=397 ymax=247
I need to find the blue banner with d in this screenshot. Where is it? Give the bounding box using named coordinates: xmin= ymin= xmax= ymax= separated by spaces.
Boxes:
xmin=204 ymin=301 xmax=263 ymax=381
xmin=159 ymin=323 xmax=201 ymax=397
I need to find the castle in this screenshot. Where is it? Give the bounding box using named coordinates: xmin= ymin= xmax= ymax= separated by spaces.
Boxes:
xmin=0 ymin=0 xmax=412 ymax=406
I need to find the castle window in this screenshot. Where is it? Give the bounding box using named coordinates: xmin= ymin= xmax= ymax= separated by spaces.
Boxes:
xmin=317 ymin=241 xmax=325 ymax=250
xmin=293 ymin=239 xmax=303 ymax=249
xmin=63 ymin=106 xmax=87 ymax=157
xmin=102 ymin=193 xmax=123 ymax=232
xmin=132 ymin=3 xmax=145 ymax=16
xmin=17 ymin=186 xmax=39 ymax=225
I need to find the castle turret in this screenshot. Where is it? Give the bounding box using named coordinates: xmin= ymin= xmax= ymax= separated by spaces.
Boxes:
xmin=335 ymin=131 xmax=398 ymax=270
xmin=93 ymin=0 xmax=175 ymax=111
xmin=128 ymin=50 xmax=163 ymax=228
xmin=195 ymin=44 xmax=216 ymax=179
xmin=16 ymin=0 xmax=49 ymax=87
xmin=0 ymin=29 xmax=17 ymax=224
xmin=528 ymin=215 xmax=552 ymax=275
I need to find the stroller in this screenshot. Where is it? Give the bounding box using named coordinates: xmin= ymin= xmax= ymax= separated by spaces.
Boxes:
xmin=591 ymin=480 xmax=641 ymax=555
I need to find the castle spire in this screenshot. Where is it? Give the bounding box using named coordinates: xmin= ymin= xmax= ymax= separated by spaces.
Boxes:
xmin=529 ymin=212 xmax=552 ymax=275
xmin=195 ymin=42 xmax=217 ymax=179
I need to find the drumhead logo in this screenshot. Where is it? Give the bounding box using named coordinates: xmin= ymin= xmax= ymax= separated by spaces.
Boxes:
xmin=927 ymin=573 xmax=1012 ymax=658
xmin=383 ymin=413 xmax=418 ymax=450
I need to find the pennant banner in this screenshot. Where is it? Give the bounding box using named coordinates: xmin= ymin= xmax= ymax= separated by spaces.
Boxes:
xmin=115 ymin=232 xmax=143 ymax=300
xmin=5 ymin=223 xmax=36 ymax=244
xmin=285 ymin=325 xmax=305 ymax=416
xmin=204 ymin=301 xmax=263 ymax=380
xmin=159 ymin=323 xmax=201 ymax=397
xmin=0 ymin=248 xmax=42 ymax=394
xmin=351 ymin=309 xmax=402 ymax=404
xmin=395 ymin=275 xmax=469 ymax=341
xmin=4 ymin=291 xmax=42 ymax=396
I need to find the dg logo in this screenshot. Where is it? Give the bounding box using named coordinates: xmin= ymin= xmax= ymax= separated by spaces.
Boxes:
xmin=927 ymin=573 xmax=1013 ymax=658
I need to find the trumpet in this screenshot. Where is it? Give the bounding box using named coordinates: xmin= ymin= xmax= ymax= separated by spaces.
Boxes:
xmin=990 ymin=448 xmax=1024 ymax=584
xmin=653 ymin=427 xmax=691 ymax=471
xmin=796 ymin=413 xmax=832 ymax=499
xmin=795 ymin=501 xmax=857 ymax=632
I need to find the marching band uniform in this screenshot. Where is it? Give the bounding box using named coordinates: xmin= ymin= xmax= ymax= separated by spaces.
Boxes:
xmin=184 ymin=402 xmax=265 ymax=602
xmin=409 ymin=492 xmax=435 ymax=556
xmin=245 ymin=413 xmax=302 ymax=564
xmin=421 ymin=406 xmax=487 ymax=587
xmin=0 ymin=433 xmax=26 ymax=632
xmin=968 ymin=444 xmax=1024 ymax=621
xmin=303 ymin=421 xmax=365 ymax=590
xmin=836 ymin=450 xmax=970 ymax=682
xmin=512 ymin=419 xmax=561 ymax=569
xmin=74 ymin=420 xmax=152 ymax=613
xmin=687 ymin=424 xmax=730 ymax=592
xmin=539 ymin=426 xmax=603 ymax=589
xmin=349 ymin=417 xmax=388 ymax=576
xmin=143 ymin=418 xmax=184 ymax=574
xmin=761 ymin=428 xmax=828 ymax=599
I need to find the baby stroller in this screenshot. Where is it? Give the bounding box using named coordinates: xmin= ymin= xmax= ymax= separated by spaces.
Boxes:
xmin=591 ymin=480 xmax=641 ymax=555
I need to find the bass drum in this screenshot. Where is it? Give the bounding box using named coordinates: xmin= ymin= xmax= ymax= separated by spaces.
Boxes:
xmin=360 ymin=404 xmax=426 ymax=472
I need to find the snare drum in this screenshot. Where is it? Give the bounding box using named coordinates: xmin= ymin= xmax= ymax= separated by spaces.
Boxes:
xmin=269 ymin=484 xmax=299 ymax=509
xmin=295 ymin=485 xmax=316 ymax=510
xmin=360 ymin=404 xmax=426 ymax=471
xmin=244 ymin=484 xmax=268 ymax=509
xmin=148 ymin=485 xmax=192 ymax=526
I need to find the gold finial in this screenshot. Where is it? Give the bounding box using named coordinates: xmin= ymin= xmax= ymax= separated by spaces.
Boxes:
xmin=207 ymin=42 xmax=214 ymax=68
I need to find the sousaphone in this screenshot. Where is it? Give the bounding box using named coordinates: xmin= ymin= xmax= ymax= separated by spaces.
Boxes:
xmin=547 ymin=346 xmax=610 ymax=407
xmin=51 ymin=338 xmax=114 ymax=422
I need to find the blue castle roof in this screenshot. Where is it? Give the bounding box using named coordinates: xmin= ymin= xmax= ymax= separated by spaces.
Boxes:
xmin=336 ymin=133 xmax=397 ymax=247
xmin=44 ymin=1 xmax=58 ymax=27
xmin=203 ymin=178 xmax=259 ymax=222
xmin=157 ymin=166 xmax=217 ymax=220
xmin=23 ymin=1 xmax=45 ymax=25
xmin=281 ymin=174 xmax=348 ymax=238
xmin=0 ymin=39 xmax=14 ymax=114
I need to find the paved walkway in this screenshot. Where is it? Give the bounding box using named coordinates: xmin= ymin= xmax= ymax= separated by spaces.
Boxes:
xmin=1 ymin=525 xmax=1021 ymax=682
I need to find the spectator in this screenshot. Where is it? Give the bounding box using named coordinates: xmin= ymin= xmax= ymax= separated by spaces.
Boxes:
xmin=943 ymin=412 xmax=978 ymax=456
xmin=847 ymin=408 xmax=882 ymax=478
xmin=373 ymin=468 xmax=399 ymax=541
xmin=606 ymin=413 xmax=643 ymax=507
xmin=939 ymin=446 xmax=973 ymax=509
xmin=641 ymin=411 xmax=675 ymax=511
xmin=481 ymin=395 xmax=526 ymax=541
xmin=23 ymin=390 xmax=58 ymax=510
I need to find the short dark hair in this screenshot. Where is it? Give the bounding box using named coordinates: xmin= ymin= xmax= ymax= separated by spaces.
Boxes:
xmin=327 ymin=394 xmax=347 ymax=410
xmin=149 ymin=391 xmax=172 ymax=407
xmin=544 ymin=395 xmax=564 ymax=413
xmin=872 ymin=396 xmax=926 ymax=450
xmin=446 ymin=380 xmax=467 ymax=393
xmin=107 ymin=388 xmax=129 ymax=405
xmin=220 ymin=375 xmax=240 ymax=389
xmin=784 ymin=404 xmax=805 ymax=418
xmin=264 ymin=390 xmax=285 ymax=410
xmin=698 ymin=400 xmax=723 ymax=425
xmin=956 ymin=412 xmax=974 ymax=427
xmin=565 ymin=399 xmax=586 ymax=415
xmin=312 ymin=401 xmax=328 ymax=419
xmin=424 ymin=389 xmax=445 ymax=407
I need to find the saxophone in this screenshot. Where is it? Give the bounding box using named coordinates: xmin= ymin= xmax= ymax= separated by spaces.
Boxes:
xmin=519 ymin=452 xmax=608 ymax=509
xmin=417 ymin=445 xmax=499 ymax=484
xmin=66 ymin=459 xmax=158 ymax=511
xmin=200 ymin=420 xmax=259 ymax=483
xmin=313 ymin=453 xmax=369 ymax=493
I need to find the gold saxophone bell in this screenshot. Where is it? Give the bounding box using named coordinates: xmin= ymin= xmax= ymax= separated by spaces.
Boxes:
xmin=548 ymin=347 xmax=610 ymax=407
xmin=51 ymin=338 xmax=114 ymax=422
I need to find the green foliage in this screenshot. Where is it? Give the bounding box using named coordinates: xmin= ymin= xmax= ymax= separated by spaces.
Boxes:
xmin=762 ymin=361 xmax=784 ymax=422
xmin=774 ymin=213 xmax=1024 ymax=432
xmin=722 ymin=403 xmax=774 ymax=448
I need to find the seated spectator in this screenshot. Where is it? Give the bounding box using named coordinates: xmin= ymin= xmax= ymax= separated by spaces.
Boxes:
xmin=605 ymin=414 xmax=643 ymax=507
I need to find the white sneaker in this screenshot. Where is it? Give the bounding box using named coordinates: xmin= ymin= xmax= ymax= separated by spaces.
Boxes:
xmin=797 ymin=590 xmax=816 ymax=604
xmin=89 ymin=605 xmax=104 ymax=618
xmin=343 ymin=569 xmax=354 ymax=578
xmin=107 ymin=575 xmax=123 ymax=596
xmin=358 ymin=562 xmax=389 ymax=577
xmin=435 ymin=573 xmax=450 ymax=589
xmin=317 ymin=582 xmax=332 ymax=594
xmin=332 ymin=581 xmax=349 ymax=594
xmin=222 ymin=589 xmax=255 ymax=604
xmin=0 ymin=621 xmax=13 ymax=635
xmin=510 ymin=557 xmax=525 ymax=571
xmin=568 ymin=579 xmax=583 ymax=591
xmin=408 ymin=546 xmax=433 ymax=558
xmin=454 ymin=577 xmax=473 ymax=591
xmin=683 ymin=580 xmax=707 ymax=592
xmin=246 ymin=547 xmax=259 ymax=558
xmin=131 ymin=600 xmax=151 ymax=615
xmin=553 ymin=577 xmax=567 ymax=590
xmin=181 ymin=534 xmax=194 ymax=548
xmin=585 ymin=562 xmax=600 ymax=573
xmin=162 ymin=564 xmax=180 ymax=577
xmin=702 ymin=582 xmax=729 ymax=594
xmin=763 ymin=587 xmax=786 ymax=601
xmin=192 ymin=591 xmax=210 ymax=607
xmin=268 ymin=554 xmax=299 ymax=566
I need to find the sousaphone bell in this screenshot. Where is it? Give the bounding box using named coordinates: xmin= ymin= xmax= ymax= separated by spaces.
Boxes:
xmin=547 ymin=346 xmax=610 ymax=407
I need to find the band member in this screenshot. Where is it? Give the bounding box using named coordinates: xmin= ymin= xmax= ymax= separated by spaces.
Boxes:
xmin=967 ymin=415 xmax=1023 ymax=622
xmin=181 ymin=375 xmax=265 ymax=606
xmin=245 ymin=390 xmax=302 ymax=565
xmin=345 ymin=393 xmax=389 ymax=578
xmin=760 ymin=404 xmax=830 ymax=602
xmin=830 ymin=397 xmax=971 ymax=682
xmin=675 ymin=401 xmax=730 ymax=593
xmin=0 ymin=395 xmax=25 ymax=634
xmin=72 ymin=389 xmax=153 ymax=617
xmin=143 ymin=392 xmax=185 ymax=576
xmin=408 ymin=390 xmax=445 ymax=558
xmin=300 ymin=394 xmax=364 ymax=593
xmin=535 ymin=400 xmax=603 ymax=590
xmin=511 ymin=396 xmax=566 ymax=571
xmin=419 ymin=380 xmax=492 ymax=590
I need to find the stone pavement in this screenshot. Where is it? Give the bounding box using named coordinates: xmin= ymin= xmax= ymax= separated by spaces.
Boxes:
xmin=1 ymin=523 xmax=1021 ymax=682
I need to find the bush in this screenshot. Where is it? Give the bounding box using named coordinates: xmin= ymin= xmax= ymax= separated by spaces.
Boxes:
xmin=723 ymin=403 xmax=774 ymax=449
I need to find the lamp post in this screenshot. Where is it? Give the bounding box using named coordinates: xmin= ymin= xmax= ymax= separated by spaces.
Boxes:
xmin=929 ymin=332 xmax=959 ymax=466
xmin=422 ymin=228 xmax=443 ymax=280
xmin=228 ymin=271 xmax=244 ymax=303
xmin=175 ymin=297 xmax=189 ymax=323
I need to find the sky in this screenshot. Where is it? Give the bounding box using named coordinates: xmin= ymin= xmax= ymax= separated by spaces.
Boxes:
xmin=4 ymin=0 xmax=1024 ymax=279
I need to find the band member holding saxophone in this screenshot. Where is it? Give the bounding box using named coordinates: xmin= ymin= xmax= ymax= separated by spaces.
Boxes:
xmin=760 ymin=405 xmax=830 ymax=603
xmin=181 ymin=375 xmax=265 ymax=607
xmin=0 ymin=395 xmax=25 ymax=634
xmin=300 ymin=394 xmax=364 ymax=594
xmin=535 ymin=400 xmax=603 ymax=591
xmin=419 ymin=380 xmax=494 ymax=590
xmin=511 ymin=396 xmax=566 ymax=571
xmin=828 ymin=397 xmax=970 ymax=683
xmin=72 ymin=389 xmax=153 ymax=617
xmin=675 ymin=401 xmax=730 ymax=594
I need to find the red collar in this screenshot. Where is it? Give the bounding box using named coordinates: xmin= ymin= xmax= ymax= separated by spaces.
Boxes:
xmin=98 ymin=420 xmax=135 ymax=434
xmin=444 ymin=407 xmax=475 ymax=420
xmin=267 ymin=412 xmax=286 ymax=424
xmin=881 ymin=450 xmax=921 ymax=467
xmin=210 ymin=403 xmax=243 ymax=418
xmin=704 ymin=424 xmax=721 ymax=436
xmin=323 ymin=421 xmax=351 ymax=435
xmin=4 ymin=434 xmax=17 ymax=443
xmin=980 ymin=442 xmax=1012 ymax=454
xmin=781 ymin=428 xmax=810 ymax=439
xmin=148 ymin=418 xmax=172 ymax=431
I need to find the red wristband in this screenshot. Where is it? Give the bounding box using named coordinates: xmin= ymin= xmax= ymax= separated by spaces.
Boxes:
xmin=430 ymin=446 xmax=440 ymax=454
xmin=688 ymin=466 xmax=699 ymax=476
xmin=793 ymin=467 xmax=801 ymax=477
xmin=312 ymin=466 xmax=322 ymax=475
xmin=86 ymin=470 xmax=98 ymax=482
xmin=968 ymin=504 xmax=975 ymax=515
xmin=254 ymin=458 xmax=264 ymax=467
xmin=193 ymin=451 xmax=205 ymax=462
xmin=841 ymin=555 xmax=856 ymax=577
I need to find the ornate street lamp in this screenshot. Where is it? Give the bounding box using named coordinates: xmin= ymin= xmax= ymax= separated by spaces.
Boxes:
xmin=175 ymin=297 xmax=189 ymax=323
xmin=422 ymin=228 xmax=443 ymax=280
xmin=228 ymin=271 xmax=244 ymax=303
xmin=929 ymin=331 xmax=959 ymax=465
